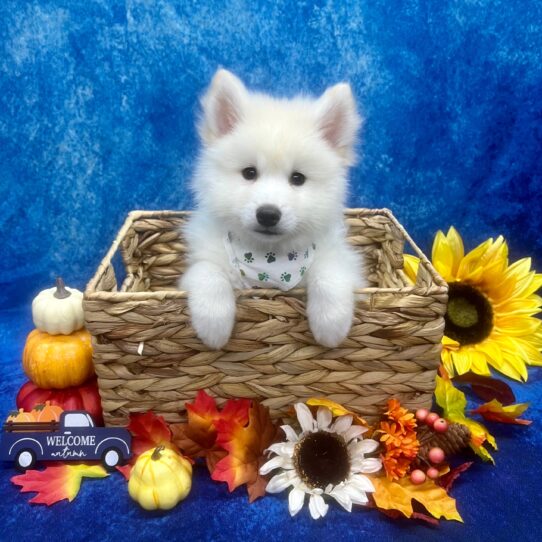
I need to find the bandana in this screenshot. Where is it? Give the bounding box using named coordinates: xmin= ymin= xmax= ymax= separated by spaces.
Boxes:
xmin=224 ymin=232 xmax=316 ymax=290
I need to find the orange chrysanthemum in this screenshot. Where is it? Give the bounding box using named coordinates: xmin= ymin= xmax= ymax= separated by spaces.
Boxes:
xmin=378 ymin=399 xmax=420 ymax=480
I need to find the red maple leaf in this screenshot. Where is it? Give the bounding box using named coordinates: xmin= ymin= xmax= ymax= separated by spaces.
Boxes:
xmin=211 ymin=401 xmax=281 ymax=502
xmin=170 ymin=390 xmax=250 ymax=474
xmin=471 ymin=400 xmax=532 ymax=425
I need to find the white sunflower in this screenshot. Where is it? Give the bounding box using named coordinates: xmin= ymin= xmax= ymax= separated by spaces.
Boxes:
xmin=260 ymin=403 xmax=382 ymax=519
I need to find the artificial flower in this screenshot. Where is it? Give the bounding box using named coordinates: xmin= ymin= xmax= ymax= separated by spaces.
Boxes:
xmin=377 ymin=399 xmax=419 ymax=480
xmin=259 ymin=403 xmax=382 ymax=519
xmin=404 ymin=227 xmax=542 ymax=381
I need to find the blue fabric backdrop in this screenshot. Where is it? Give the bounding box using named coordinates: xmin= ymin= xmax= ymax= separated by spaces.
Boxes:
xmin=1 ymin=1 xmax=541 ymax=541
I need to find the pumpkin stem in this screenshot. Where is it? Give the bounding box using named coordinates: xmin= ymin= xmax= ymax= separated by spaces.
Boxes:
xmin=151 ymin=445 xmax=165 ymax=461
xmin=54 ymin=277 xmax=71 ymax=299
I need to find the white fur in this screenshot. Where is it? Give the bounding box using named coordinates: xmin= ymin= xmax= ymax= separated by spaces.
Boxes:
xmin=180 ymin=69 xmax=366 ymax=349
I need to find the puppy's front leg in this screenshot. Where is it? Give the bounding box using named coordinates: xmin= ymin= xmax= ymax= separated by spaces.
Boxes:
xmin=306 ymin=246 xmax=359 ymax=348
xmin=181 ymin=261 xmax=236 ymax=350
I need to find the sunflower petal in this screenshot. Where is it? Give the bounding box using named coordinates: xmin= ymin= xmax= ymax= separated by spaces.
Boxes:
xmin=432 ymin=230 xmax=456 ymax=281
xmin=266 ymin=471 xmax=295 ymax=493
xmin=316 ymin=407 xmax=332 ymax=430
xmin=266 ymin=441 xmax=296 ymax=457
xmin=280 ymin=424 xmax=299 ymax=442
xmin=456 ymin=239 xmax=493 ymax=281
xmin=445 ymin=226 xmax=465 ymax=276
xmin=288 ymin=487 xmax=305 ymax=516
xmin=328 ymin=486 xmax=352 ymax=512
xmin=259 ymin=455 xmax=291 ymax=475
xmin=331 ymin=415 xmax=353 ymax=434
xmin=403 ymin=254 xmax=420 ymax=284
xmin=308 ymin=494 xmax=328 ymax=519
xmin=342 ymin=425 xmax=368 ymax=443
xmin=350 ymin=474 xmax=375 ymax=493
xmin=294 ymin=403 xmax=315 ymax=433
xmin=450 ymin=350 xmax=472 ymax=376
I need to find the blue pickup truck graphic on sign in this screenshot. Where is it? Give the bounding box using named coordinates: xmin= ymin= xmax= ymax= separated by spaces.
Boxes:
xmin=0 ymin=411 xmax=132 ymax=471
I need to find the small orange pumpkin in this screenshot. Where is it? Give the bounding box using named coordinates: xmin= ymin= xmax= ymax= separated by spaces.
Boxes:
xmin=7 ymin=409 xmax=37 ymax=423
xmin=33 ymin=401 xmax=64 ymax=422
xmin=22 ymin=329 xmax=94 ymax=389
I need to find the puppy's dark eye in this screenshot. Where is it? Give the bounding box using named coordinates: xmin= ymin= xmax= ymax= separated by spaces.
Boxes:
xmin=242 ymin=167 xmax=258 ymax=180
xmin=290 ymin=171 xmax=306 ymax=186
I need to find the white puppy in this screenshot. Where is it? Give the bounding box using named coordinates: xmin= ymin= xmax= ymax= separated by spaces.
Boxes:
xmin=180 ymin=69 xmax=365 ymax=350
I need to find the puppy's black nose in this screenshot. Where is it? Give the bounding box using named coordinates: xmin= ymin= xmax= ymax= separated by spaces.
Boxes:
xmin=256 ymin=205 xmax=282 ymax=228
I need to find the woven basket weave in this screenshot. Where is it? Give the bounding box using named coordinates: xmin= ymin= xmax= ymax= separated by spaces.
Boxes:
xmin=84 ymin=208 xmax=448 ymax=426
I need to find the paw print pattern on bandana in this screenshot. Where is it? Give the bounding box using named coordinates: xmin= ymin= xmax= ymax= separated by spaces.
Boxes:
xmin=224 ymin=231 xmax=315 ymax=291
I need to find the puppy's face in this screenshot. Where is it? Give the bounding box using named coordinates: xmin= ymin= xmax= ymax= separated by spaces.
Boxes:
xmin=193 ymin=70 xmax=361 ymax=244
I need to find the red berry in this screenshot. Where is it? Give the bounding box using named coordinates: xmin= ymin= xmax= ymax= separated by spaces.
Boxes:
xmin=415 ymin=408 xmax=429 ymax=422
xmin=410 ymin=469 xmax=426 ymax=485
xmin=427 ymin=467 xmax=440 ymax=479
xmin=433 ymin=418 xmax=448 ymax=432
xmin=428 ymin=447 xmax=445 ymax=464
xmin=425 ymin=412 xmax=439 ymax=426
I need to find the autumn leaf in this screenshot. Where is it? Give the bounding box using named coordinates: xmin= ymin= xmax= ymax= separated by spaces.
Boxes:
xmin=471 ymin=399 xmax=532 ymax=425
xmin=170 ymin=390 xmax=250 ymax=474
xmin=211 ymin=401 xmax=281 ymax=502
xmin=438 ymin=462 xmax=474 ymax=493
xmin=454 ymin=373 xmax=516 ymax=405
xmin=12 ymin=463 xmax=108 ymax=505
xmin=435 ymin=375 xmax=497 ymax=463
xmin=370 ymin=475 xmax=463 ymax=522
xmin=117 ymin=411 xmax=176 ymax=479
xmin=306 ymin=397 xmax=368 ymax=426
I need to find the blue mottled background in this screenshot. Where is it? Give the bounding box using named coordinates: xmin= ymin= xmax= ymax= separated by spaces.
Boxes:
xmin=1 ymin=1 xmax=542 ymax=541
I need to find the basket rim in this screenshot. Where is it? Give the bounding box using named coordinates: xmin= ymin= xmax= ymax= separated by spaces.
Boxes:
xmin=84 ymin=207 xmax=448 ymax=301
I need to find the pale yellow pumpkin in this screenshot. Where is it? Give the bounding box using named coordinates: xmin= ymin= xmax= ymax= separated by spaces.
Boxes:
xmin=128 ymin=446 xmax=192 ymax=510
xmin=22 ymin=329 xmax=94 ymax=389
xmin=7 ymin=409 xmax=37 ymax=423
xmin=32 ymin=277 xmax=84 ymax=335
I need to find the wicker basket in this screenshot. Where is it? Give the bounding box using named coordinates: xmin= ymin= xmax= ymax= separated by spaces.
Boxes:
xmin=84 ymin=208 xmax=448 ymax=426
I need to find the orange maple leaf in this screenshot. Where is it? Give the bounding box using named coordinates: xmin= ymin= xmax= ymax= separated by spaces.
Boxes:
xmin=370 ymin=475 xmax=463 ymax=522
xmin=170 ymin=390 xmax=250 ymax=474
xmin=211 ymin=401 xmax=281 ymax=502
xmin=11 ymin=463 xmax=108 ymax=505
xmin=471 ymin=399 xmax=532 ymax=425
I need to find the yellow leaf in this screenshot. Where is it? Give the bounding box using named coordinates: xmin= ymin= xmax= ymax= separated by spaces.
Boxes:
xmin=306 ymin=397 xmax=368 ymax=426
xmin=434 ymin=375 xmax=496 ymax=463
xmin=370 ymin=476 xmax=463 ymax=522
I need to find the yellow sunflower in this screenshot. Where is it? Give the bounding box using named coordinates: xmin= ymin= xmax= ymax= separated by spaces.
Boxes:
xmin=404 ymin=227 xmax=542 ymax=381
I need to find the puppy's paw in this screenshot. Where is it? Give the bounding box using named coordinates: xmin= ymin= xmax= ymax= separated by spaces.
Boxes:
xmin=189 ymin=292 xmax=236 ymax=349
xmin=307 ymin=293 xmax=354 ymax=348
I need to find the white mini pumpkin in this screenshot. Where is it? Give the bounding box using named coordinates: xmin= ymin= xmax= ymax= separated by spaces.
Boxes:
xmin=32 ymin=277 xmax=85 ymax=335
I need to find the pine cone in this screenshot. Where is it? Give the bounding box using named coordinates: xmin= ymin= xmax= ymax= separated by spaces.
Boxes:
xmin=417 ymin=423 xmax=471 ymax=462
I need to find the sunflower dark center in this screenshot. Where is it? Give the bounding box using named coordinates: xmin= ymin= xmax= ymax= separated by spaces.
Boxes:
xmin=445 ymin=282 xmax=493 ymax=345
xmin=293 ymin=431 xmax=350 ymax=489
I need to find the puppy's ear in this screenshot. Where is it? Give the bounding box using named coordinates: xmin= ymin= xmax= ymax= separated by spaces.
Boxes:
xmin=199 ymin=69 xmax=248 ymax=143
xmin=315 ymin=83 xmax=361 ymax=164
